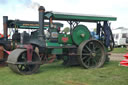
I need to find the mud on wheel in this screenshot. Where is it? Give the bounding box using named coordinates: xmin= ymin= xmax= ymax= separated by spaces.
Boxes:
xmin=7 ymin=49 xmax=41 ymax=75
xmin=77 ymin=40 xmax=106 ymax=68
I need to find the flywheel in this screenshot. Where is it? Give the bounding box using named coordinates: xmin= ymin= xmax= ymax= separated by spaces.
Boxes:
xmin=72 ymin=25 xmax=91 ymax=45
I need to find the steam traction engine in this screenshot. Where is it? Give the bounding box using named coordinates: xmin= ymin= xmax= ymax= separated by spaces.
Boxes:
xmin=0 ymin=17 xmax=63 ymax=64
xmin=7 ymin=6 xmax=117 ymax=75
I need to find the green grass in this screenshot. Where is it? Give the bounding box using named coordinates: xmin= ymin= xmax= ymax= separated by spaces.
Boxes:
xmin=112 ymin=48 xmax=128 ymax=53
xmin=0 ymin=61 xmax=128 ymax=85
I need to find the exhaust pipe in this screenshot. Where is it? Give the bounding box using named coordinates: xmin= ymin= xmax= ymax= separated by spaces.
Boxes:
xmin=3 ymin=16 xmax=8 ymax=40
xmin=38 ymin=6 xmax=45 ymax=38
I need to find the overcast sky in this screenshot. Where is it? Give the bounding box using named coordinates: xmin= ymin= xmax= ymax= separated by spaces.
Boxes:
xmin=0 ymin=0 xmax=128 ymax=33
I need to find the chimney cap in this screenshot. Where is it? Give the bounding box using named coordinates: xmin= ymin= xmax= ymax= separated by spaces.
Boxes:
xmin=38 ymin=6 xmax=45 ymax=12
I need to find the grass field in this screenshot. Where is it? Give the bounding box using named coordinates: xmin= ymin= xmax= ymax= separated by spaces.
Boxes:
xmin=112 ymin=48 xmax=128 ymax=53
xmin=0 ymin=61 xmax=128 ymax=85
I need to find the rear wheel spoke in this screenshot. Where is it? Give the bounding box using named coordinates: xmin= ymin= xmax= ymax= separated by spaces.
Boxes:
xmin=85 ymin=57 xmax=91 ymax=64
xmin=82 ymin=56 xmax=86 ymax=60
xmin=85 ymin=46 xmax=91 ymax=52
xmin=92 ymin=58 xmax=98 ymax=65
xmin=82 ymin=53 xmax=91 ymax=56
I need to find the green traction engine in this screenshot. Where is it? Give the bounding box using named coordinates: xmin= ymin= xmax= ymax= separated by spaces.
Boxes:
xmin=0 ymin=17 xmax=63 ymax=64
xmin=7 ymin=6 xmax=117 ymax=75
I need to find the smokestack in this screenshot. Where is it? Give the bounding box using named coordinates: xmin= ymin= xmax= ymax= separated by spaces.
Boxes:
xmin=3 ymin=16 xmax=8 ymax=40
xmin=37 ymin=6 xmax=46 ymax=48
xmin=38 ymin=6 xmax=45 ymax=38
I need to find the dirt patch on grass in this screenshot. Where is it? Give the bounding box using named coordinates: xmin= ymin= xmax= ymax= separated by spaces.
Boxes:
xmin=64 ymin=80 xmax=89 ymax=85
xmin=110 ymin=53 xmax=125 ymax=61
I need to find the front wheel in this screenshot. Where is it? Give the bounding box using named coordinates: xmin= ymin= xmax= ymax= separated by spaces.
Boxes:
xmin=8 ymin=49 xmax=40 ymax=75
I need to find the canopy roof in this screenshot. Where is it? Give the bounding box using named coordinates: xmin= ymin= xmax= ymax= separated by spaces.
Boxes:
xmin=7 ymin=20 xmax=63 ymax=29
xmin=45 ymin=12 xmax=117 ymax=22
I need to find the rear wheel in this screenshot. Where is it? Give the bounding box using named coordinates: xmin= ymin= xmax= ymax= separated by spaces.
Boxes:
xmin=78 ymin=40 xmax=106 ymax=68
